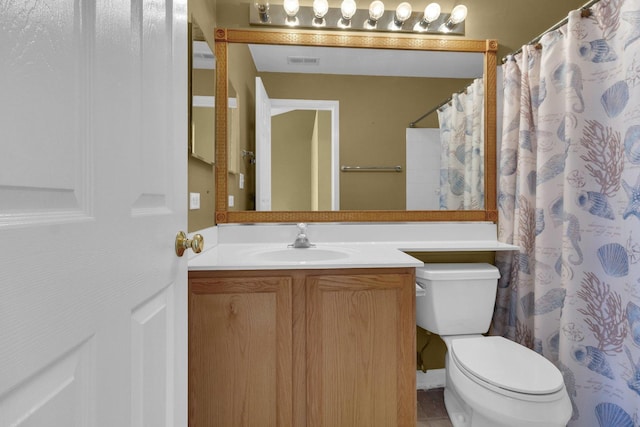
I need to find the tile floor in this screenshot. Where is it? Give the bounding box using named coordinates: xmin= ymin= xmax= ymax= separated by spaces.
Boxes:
xmin=417 ymin=388 xmax=453 ymax=427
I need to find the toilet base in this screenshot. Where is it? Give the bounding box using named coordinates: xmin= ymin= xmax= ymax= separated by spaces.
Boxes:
xmin=444 ymin=383 xmax=510 ymax=427
xmin=443 ymin=386 xmax=472 ymax=427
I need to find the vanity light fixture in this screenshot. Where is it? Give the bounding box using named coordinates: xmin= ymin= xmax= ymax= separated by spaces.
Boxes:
xmin=393 ymin=2 xmax=412 ymax=28
xmin=249 ymin=1 xmax=467 ymax=35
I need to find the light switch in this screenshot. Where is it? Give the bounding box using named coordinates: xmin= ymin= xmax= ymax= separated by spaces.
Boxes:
xmin=228 ymin=195 xmax=235 ymax=207
xmin=239 ymin=173 xmax=245 ymax=189
xmin=190 ymin=192 xmax=200 ymax=210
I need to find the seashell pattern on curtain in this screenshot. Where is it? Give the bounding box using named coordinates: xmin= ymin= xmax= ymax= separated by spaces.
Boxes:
xmin=436 ymin=78 xmax=485 ymax=210
xmin=494 ymin=0 xmax=640 ymax=425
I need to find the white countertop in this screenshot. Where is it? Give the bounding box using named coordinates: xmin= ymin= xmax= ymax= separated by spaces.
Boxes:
xmin=188 ymin=222 xmax=518 ymax=271
xmin=188 ymin=242 xmax=424 ymax=270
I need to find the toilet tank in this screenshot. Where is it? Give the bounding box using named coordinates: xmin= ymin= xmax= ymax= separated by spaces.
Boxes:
xmin=416 ymin=263 xmax=500 ymax=335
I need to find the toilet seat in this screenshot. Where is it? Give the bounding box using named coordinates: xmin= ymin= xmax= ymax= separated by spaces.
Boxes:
xmin=451 ymin=336 xmax=564 ymax=397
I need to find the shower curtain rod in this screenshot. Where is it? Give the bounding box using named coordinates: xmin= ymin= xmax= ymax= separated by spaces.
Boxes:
xmin=501 ymin=0 xmax=599 ymax=63
xmin=409 ymin=0 xmax=600 ymax=128
xmin=408 ymin=86 xmax=468 ymax=128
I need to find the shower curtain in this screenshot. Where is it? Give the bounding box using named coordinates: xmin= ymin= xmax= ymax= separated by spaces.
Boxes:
xmin=494 ymin=1 xmax=640 ymax=425
xmin=437 ymin=78 xmax=485 ymax=210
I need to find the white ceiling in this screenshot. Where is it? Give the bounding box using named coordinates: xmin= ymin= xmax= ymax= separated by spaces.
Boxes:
xmin=248 ymin=44 xmax=484 ymax=78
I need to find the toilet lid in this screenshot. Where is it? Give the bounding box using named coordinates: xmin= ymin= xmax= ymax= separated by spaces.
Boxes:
xmin=451 ymin=336 xmax=564 ymax=395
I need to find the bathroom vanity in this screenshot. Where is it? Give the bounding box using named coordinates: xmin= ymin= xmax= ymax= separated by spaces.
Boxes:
xmin=187 ymin=222 xmax=517 ymax=427
xmin=189 ymin=266 xmax=415 ymax=426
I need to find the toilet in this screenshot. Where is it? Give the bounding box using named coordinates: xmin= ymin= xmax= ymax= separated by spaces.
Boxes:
xmin=416 ymin=263 xmax=572 ymax=427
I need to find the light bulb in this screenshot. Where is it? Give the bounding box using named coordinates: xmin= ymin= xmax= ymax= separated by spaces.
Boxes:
xmin=341 ymin=0 xmax=357 ymax=20
xmin=423 ymin=2 xmax=441 ymax=23
xmin=395 ymin=2 xmax=412 ymax=23
xmin=313 ymin=0 xmax=329 ymax=18
xmin=368 ymin=1 xmax=385 ymax=21
xmin=283 ymin=0 xmax=299 ymax=17
xmin=449 ymin=4 xmax=467 ymax=25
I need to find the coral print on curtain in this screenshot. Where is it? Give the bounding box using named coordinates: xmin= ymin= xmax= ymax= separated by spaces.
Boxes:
xmin=494 ymin=0 xmax=640 ymax=425
xmin=437 ymin=78 xmax=485 ymax=210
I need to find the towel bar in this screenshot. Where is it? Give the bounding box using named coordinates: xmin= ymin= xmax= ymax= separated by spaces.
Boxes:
xmin=341 ymin=165 xmax=402 ymax=172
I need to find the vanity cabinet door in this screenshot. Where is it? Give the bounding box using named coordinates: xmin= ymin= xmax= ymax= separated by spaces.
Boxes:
xmin=305 ymin=269 xmax=416 ymax=427
xmin=189 ymin=273 xmax=293 ymax=427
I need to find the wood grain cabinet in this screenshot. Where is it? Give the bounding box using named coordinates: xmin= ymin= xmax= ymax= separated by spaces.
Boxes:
xmin=189 ymin=267 xmax=416 ymax=427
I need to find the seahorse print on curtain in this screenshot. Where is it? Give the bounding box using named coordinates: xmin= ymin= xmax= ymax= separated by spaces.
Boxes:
xmin=494 ymin=1 xmax=640 ymax=425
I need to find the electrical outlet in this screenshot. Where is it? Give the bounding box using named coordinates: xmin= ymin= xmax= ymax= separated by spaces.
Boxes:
xmin=228 ymin=195 xmax=235 ymax=207
xmin=190 ymin=192 xmax=200 ymax=210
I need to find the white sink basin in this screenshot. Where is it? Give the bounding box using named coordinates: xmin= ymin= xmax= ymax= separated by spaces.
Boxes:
xmin=249 ymin=247 xmax=352 ymax=263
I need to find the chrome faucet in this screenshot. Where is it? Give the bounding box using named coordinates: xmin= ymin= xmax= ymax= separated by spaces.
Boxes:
xmin=290 ymin=223 xmax=314 ymax=248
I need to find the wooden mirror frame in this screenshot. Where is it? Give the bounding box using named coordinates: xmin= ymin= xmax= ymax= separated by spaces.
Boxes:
xmin=214 ymin=28 xmax=498 ymax=223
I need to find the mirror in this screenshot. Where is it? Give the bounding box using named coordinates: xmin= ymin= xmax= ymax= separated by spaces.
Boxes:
xmin=190 ymin=27 xmax=216 ymax=165
xmin=187 ymin=19 xmax=217 ymax=233
xmin=214 ymin=28 xmax=497 ymax=223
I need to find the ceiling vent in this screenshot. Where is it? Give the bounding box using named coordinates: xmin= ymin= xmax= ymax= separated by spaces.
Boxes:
xmin=287 ymin=56 xmax=320 ymax=65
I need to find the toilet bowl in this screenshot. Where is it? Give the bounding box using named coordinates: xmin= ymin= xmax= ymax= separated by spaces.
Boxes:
xmin=416 ymin=264 xmax=572 ymax=427
xmin=442 ymin=335 xmax=572 ymax=427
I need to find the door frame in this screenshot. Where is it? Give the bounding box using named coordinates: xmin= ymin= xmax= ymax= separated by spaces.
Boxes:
xmin=270 ymin=99 xmax=340 ymax=210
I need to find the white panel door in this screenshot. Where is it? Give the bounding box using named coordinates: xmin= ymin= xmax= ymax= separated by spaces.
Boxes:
xmin=255 ymin=77 xmax=272 ymax=211
xmin=0 ymin=1 xmax=188 ymax=427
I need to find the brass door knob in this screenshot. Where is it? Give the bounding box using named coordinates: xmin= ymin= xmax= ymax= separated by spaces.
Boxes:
xmin=175 ymin=231 xmax=204 ymax=257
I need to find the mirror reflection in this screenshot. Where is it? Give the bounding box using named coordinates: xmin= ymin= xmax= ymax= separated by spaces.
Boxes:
xmin=191 ymin=39 xmax=215 ymax=164
xmin=265 ymin=98 xmax=337 ymax=211
xmin=215 ymin=29 xmax=498 ymax=224
xmin=228 ymin=42 xmax=483 ymax=211
xmin=187 ymin=20 xmax=217 ymax=233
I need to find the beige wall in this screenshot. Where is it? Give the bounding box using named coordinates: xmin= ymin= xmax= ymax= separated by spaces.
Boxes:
xmin=272 ymin=110 xmax=316 ymax=210
xmin=260 ymin=72 xmax=468 ymax=210
xmin=271 ymin=110 xmax=333 ymax=210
